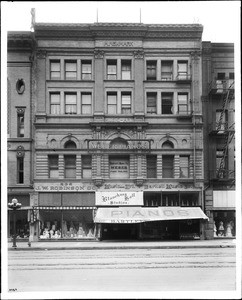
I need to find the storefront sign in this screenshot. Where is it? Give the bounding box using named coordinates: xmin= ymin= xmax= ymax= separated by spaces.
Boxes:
xmin=87 ymin=139 xmax=151 ymax=151
xmin=96 ymin=192 xmax=143 ymax=206
xmin=94 ymin=207 xmax=208 ymax=223
xmin=34 ymin=182 xmax=97 ymax=192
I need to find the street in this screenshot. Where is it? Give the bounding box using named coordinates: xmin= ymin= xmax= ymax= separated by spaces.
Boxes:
xmin=8 ymin=247 xmax=236 ymax=292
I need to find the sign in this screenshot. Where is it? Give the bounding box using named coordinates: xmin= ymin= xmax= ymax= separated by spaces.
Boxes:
xmin=87 ymin=139 xmax=151 ymax=151
xmin=110 ymin=159 xmax=129 ymax=179
xmin=96 ymin=192 xmax=143 ymax=206
xmin=94 ymin=207 xmax=208 ymax=223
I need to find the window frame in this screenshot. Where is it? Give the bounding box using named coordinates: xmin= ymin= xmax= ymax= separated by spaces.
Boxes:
xmin=17 ymin=157 xmax=24 ymax=184
xmin=162 ymin=155 xmax=174 ymax=178
xmin=161 ymin=92 xmax=173 ymax=115
xmin=121 ymin=60 xmax=132 ymax=80
xmin=180 ymin=155 xmax=190 ymax=178
xmin=121 ymin=92 xmax=132 ymax=114
xmin=146 ymin=155 xmax=157 ymax=178
xmin=147 ymin=92 xmax=157 ymax=114
xmin=178 ymin=93 xmax=189 ymax=114
xmin=82 ymin=155 xmax=92 ymax=179
xmin=17 ymin=112 xmax=24 ymax=137
xmin=161 ymin=61 xmax=173 ymax=81
xmin=107 ymin=92 xmax=117 ymax=114
xmin=146 ymin=60 xmax=157 ymax=80
xmin=81 ymin=60 xmax=92 ymax=80
xmin=107 ymin=60 xmax=117 ymax=80
xmin=50 ymin=92 xmax=61 ymax=115
xmin=177 ymin=61 xmax=188 ymax=80
xmin=65 ymin=93 xmax=77 ymax=115
xmin=64 ymin=155 xmax=76 ymax=179
xmin=48 ymin=155 xmax=59 ymax=178
xmin=50 ymin=60 xmax=61 ymax=80
xmin=65 ymin=60 xmax=77 ymax=80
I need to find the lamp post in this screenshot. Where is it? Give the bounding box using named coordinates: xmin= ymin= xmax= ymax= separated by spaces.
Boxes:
xmin=8 ymin=198 xmax=22 ymax=248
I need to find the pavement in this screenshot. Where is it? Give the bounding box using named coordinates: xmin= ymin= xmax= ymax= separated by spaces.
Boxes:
xmin=8 ymin=238 xmax=236 ymax=251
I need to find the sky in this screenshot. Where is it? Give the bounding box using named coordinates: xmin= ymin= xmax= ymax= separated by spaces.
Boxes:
xmin=1 ymin=1 xmax=241 ymax=43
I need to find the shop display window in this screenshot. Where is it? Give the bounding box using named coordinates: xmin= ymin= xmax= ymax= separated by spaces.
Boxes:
xmin=213 ymin=211 xmax=235 ymax=238
xmin=39 ymin=210 xmax=95 ymax=239
xmin=8 ymin=210 xmax=29 ymax=239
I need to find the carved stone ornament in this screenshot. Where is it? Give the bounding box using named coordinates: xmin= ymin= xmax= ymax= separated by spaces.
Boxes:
xmin=36 ymin=50 xmax=47 ymax=59
xmin=94 ymin=50 xmax=104 ymax=59
xmin=93 ymin=178 xmax=104 ymax=187
xmin=16 ymin=145 xmax=25 ymax=157
xmin=16 ymin=107 xmax=25 ymax=114
xmin=136 ymin=178 xmax=144 ymax=187
xmin=134 ymin=50 xmax=144 ymax=59
xmin=16 ymin=79 xmax=25 ymax=95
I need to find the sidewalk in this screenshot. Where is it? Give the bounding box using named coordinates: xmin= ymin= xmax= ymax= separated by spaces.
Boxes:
xmin=8 ymin=238 xmax=236 ymax=251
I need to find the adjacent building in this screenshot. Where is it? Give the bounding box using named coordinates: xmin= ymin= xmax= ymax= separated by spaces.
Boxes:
xmin=7 ymin=21 xmax=234 ymax=242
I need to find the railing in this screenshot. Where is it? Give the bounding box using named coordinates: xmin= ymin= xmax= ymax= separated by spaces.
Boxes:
xmin=210 ymin=169 xmax=235 ymax=180
xmin=208 ymin=79 xmax=234 ymax=93
xmin=176 ymin=73 xmax=192 ymax=82
xmin=208 ymin=122 xmax=235 ymax=134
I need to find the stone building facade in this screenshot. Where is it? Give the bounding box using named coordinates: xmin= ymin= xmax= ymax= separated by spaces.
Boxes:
xmin=8 ymin=22 xmax=210 ymax=241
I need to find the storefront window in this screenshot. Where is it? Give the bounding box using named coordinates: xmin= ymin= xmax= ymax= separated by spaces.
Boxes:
xmin=8 ymin=210 xmax=29 ymax=239
xmin=213 ymin=211 xmax=235 ymax=237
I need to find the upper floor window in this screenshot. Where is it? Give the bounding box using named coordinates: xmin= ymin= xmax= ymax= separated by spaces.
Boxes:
xmin=50 ymin=60 xmax=61 ymax=79
xmin=121 ymin=92 xmax=131 ymax=114
xmin=65 ymin=61 xmax=77 ymax=80
xmin=161 ymin=61 xmax=173 ymax=80
xmin=229 ymin=72 xmax=234 ymax=80
xmin=109 ymin=155 xmax=130 ymax=179
xmin=161 ymin=93 xmax=173 ymax=114
xmin=217 ymin=73 xmax=226 ymax=80
xmin=121 ymin=60 xmax=131 ymax=80
xmin=147 ymin=61 xmax=157 ymax=80
xmin=177 ymin=61 xmax=188 ymax=80
xmin=50 ymin=93 xmax=61 ymax=114
xmin=81 ymin=93 xmax=92 ymax=114
xmin=178 ymin=93 xmax=189 ymax=114
xmin=147 ymin=155 xmax=157 ymax=178
xmin=180 ymin=156 xmax=189 ymax=178
xmin=64 ymin=140 xmax=77 ymax=149
xmin=17 ymin=157 xmax=24 ymax=184
xmin=107 ymin=92 xmax=117 ymax=114
xmin=64 ymin=155 xmax=76 ymax=178
xmin=81 ymin=61 xmax=92 ymax=80
xmin=107 ymin=60 xmax=117 ymax=80
xmin=162 ymin=156 xmax=174 ymax=178
xmin=17 ymin=112 xmax=24 ymax=137
xmin=65 ymin=93 xmax=77 ymax=114
xmin=48 ymin=155 xmax=59 ymax=178
xmin=147 ymin=92 xmax=157 ymax=114
xmin=82 ymin=155 xmax=92 ymax=179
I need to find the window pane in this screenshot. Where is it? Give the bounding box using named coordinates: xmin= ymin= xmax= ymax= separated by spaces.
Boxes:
xmin=161 ymin=61 xmax=173 ymax=80
xmin=121 ymin=61 xmax=131 ymax=80
xmin=65 ymin=61 xmax=77 ymax=79
xmin=163 ymin=156 xmax=174 ymax=178
xmin=180 ymin=156 xmax=189 ymax=178
xmin=65 ymin=94 xmax=77 ymax=114
xmin=147 ymin=156 xmax=157 ymax=178
xmin=82 ymin=61 xmax=92 ymax=80
xmin=147 ymin=61 xmax=157 ymax=80
xmin=50 ymin=61 xmax=61 ymax=78
xmin=121 ymin=93 xmax=131 ymax=114
xmin=147 ymin=93 xmax=157 ymax=114
xmin=107 ymin=93 xmax=117 ymax=114
xmin=162 ymin=93 xmax=173 ymax=114
xmin=65 ymin=156 xmax=76 ymax=178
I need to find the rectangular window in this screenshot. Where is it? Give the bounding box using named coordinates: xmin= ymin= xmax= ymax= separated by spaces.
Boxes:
xmin=162 ymin=93 xmax=173 ymax=114
xmin=216 ymin=148 xmax=227 ymax=178
xmin=109 ymin=156 xmax=130 ymax=179
xmin=82 ymin=155 xmax=92 ymax=179
xmin=81 ymin=61 xmax=92 ymax=80
xmin=177 ymin=61 xmax=188 ymax=80
xmin=147 ymin=155 xmax=157 ymax=178
xmin=178 ymin=93 xmax=188 ymax=114
xmin=147 ymin=61 xmax=157 ymax=80
xmin=49 ymin=155 xmax=59 ymax=178
xmin=107 ymin=60 xmax=117 ymax=80
xmin=17 ymin=113 xmax=24 ymax=137
xmin=121 ymin=60 xmax=131 ymax=80
xmin=50 ymin=60 xmax=61 ymax=79
xmin=107 ymin=92 xmax=117 ymax=114
xmin=229 ymin=72 xmax=234 ymax=80
xmin=162 ymin=156 xmax=174 ymax=178
xmin=64 ymin=155 xmax=76 ymax=178
xmin=147 ymin=92 xmax=157 ymax=114
xmin=161 ymin=61 xmax=173 ymax=80
xmin=217 ymin=73 xmax=226 ymax=80
xmin=50 ymin=93 xmax=61 ymax=114
xmin=81 ymin=93 xmax=92 ymax=114
xmin=180 ymin=156 xmax=189 ymax=178
xmin=17 ymin=157 xmax=24 ymax=184
xmin=65 ymin=93 xmax=77 ymax=114
xmin=121 ymin=92 xmax=131 ymax=114
xmin=65 ymin=61 xmax=77 ymax=79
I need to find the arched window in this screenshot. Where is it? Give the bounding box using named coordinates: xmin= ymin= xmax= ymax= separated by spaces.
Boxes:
xmin=162 ymin=141 xmax=174 ymax=149
xmin=64 ymin=140 xmax=77 ymax=149
xmin=109 ymin=138 xmax=128 ymax=149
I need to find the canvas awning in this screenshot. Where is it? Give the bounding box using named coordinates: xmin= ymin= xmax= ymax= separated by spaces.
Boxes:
xmin=94 ymin=207 xmax=208 ymax=223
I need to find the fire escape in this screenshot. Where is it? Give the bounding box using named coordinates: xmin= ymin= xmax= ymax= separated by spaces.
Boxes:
xmin=208 ymin=79 xmax=235 ymax=183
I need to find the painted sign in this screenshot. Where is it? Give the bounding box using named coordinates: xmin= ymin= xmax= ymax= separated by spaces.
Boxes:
xmin=94 ymin=207 xmax=208 ymax=223
xmin=110 ymin=159 xmax=129 ymax=179
xmin=96 ymin=192 xmax=143 ymax=206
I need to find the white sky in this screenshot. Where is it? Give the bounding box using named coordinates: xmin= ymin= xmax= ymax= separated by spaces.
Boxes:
xmin=1 ymin=1 xmax=241 ymax=43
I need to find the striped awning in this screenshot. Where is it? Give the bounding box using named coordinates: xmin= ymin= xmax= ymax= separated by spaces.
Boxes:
xmin=33 ymin=206 xmax=97 ymax=210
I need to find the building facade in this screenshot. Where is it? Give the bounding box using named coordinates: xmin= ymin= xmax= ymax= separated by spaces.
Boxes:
xmin=8 ymin=22 xmax=210 ymax=241
xmin=202 ymin=42 xmax=235 ymax=239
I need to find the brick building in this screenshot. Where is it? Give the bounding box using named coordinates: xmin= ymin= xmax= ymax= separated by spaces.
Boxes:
xmin=8 ymin=22 xmax=220 ymax=241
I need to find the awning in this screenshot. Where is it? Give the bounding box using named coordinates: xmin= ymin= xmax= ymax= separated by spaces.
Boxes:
xmin=94 ymin=207 xmax=208 ymax=223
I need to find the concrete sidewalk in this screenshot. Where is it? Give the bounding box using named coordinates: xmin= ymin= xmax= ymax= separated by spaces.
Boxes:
xmin=8 ymin=238 xmax=236 ymax=251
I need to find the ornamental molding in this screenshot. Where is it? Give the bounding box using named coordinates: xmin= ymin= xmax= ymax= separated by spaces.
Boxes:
xmin=16 ymin=145 xmax=25 ymax=157
xmin=16 ymin=107 xmax=25 ymax=114
xmin=36 ymin=50 xmax=47 ymax=59
xmin=134 ymin=50 xmax=144 ymax=59
xmin=94 ymin=49 xmax=104 ymax=59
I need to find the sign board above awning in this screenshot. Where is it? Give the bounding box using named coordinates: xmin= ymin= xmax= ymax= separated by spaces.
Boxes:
xmin=96 ymin=192 xmax=143 ymax=206
xmin=94 ymin=207 xmax=208 ymax=223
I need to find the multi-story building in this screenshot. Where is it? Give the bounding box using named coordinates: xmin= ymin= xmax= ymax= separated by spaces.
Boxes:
xmin=8 ymin=22 xmax=210 ymax=242
xmin=202 ymin=42 xmax=235 ymax=239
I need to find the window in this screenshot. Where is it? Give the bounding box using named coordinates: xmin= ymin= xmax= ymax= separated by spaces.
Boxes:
xmin=107 ymin=92 xmax=117 ymax=114
xmin=107 ymin=60 xmax=117 ymax=80
xmin=65 ymin=61 xmax=77 ymax=79
xmin=229 ymin=73 xmax=234 ymax=80
xmin=147 ymin=61 xmax=157 ymax=80
xmin=81 ymin=61 xmax=92 ymax=80
xmin=82 ymin=155 xmax=92 ymax=179
xmin=162 ymin=156 xmax=174 ymax=178
xmin=161 ymin=61 xmax=173 ymax=80
xmin=216 ymin=148 xmax=227 ymax=178
xmin=64 ymin=141 xmax=77 ymax=149
xmin=109 ymin=156 xmax=130 ymax=179
xmin=81 ymin=93 xmax=92 ymax=114
xmin=17 ymin=157 xmax=24 ymax=184
xmin=162 ymin=141 xmax=174 ymax=149
xmin=121 ymin=60 xmax=131 ymax=80
xmin=162 ymin=93 xmax=173 ymax=114
xmin=217 ymin=73 xmax=225 ymax=80
xmin=17 ymin=113 xmax=24 ymax=137
xmin=147 ymin=92 xmax=157 ymax=114
xmin=50 ymin=93 xmax=60 ymax=114
xmin=121 ymin=92 xmax=131 ymax=114
xmin=50 ymin=60 xmax=61 ymax=79
xmin=216 ymin=110 xmax=227 ymax=132
xmin=180 ymin=156 xmax=189 ymax=178
xmin=49 ymin=155 xmax=59 ymax=178
xmin=64 ymin=155 xmax=76 ymax=178
xmin=147 ymin=155 xmax=157 ymax=178
xmin=177 ymin=61 xmax=188 ymax=80
xmin=65 ymin=93 xmax=77 ymax=114
xmin=178 ymin=93 xmax=189 ymax=114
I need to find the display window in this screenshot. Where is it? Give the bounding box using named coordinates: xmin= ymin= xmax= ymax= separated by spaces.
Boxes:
xmin=8 ymin=210 xmax=29 ymax=239
xmin=213 ymin=210 xmax=235 ymax=238
xmin=39 ymin=210 xmax=95 ymax=239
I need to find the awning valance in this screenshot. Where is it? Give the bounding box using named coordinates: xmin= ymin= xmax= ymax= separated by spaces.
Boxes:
xmin=94 ymin=207 xmax=208 ymax=223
